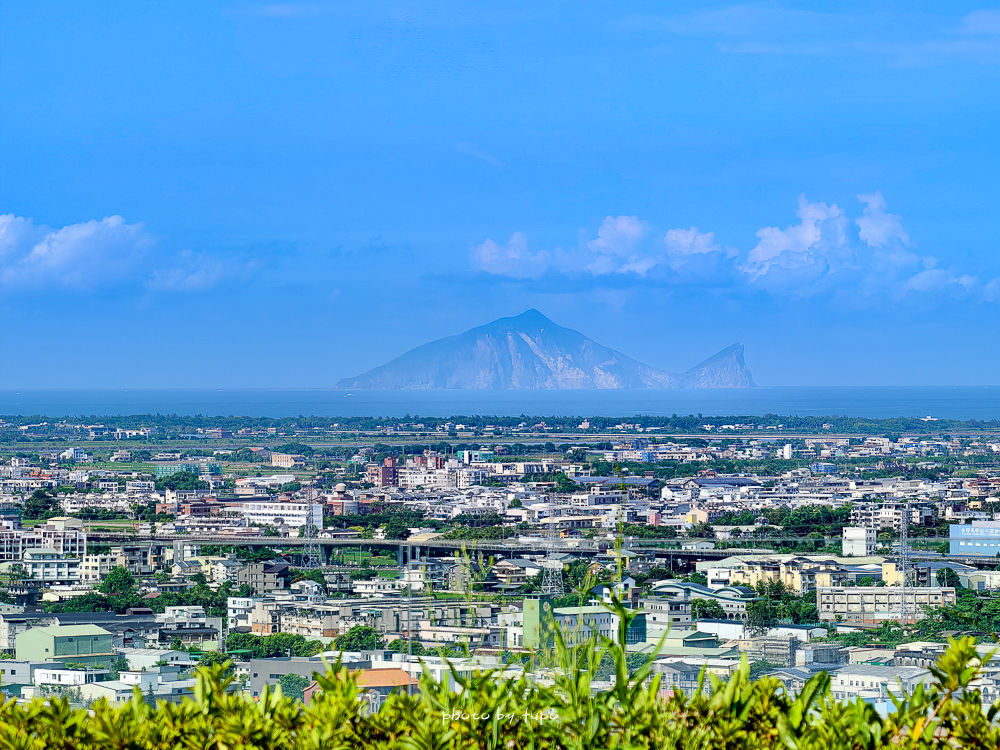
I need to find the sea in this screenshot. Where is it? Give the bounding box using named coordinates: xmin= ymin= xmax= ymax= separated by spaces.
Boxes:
xmin=0 ymin=387 xmax=998 ymax=420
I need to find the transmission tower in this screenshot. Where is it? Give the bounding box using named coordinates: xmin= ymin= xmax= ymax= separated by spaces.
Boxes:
xmin=540 ymin=513 xmax=564 ymax=596
xmin=897 ymin=501 xmax=911 ymax=624
xmin=300 ymin=518 xmax=322 ymax=570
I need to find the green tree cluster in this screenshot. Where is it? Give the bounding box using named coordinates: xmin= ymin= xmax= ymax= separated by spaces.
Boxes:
xmin=225 ymin=632 xmax=325 ymax=659
xmin=22 ymin=489 xmax=62 ymax=520
xmin=154 ymin=471 xmax=208 ymax=492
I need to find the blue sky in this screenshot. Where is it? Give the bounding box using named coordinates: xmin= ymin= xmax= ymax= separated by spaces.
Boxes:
xmin=1 ymin=1 xmax=998 ymax=388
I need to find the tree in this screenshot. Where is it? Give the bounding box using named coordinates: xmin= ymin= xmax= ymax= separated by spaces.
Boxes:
xmin=333 ymin=625 xmax=384 ymax=651
xmin=745 ymin=599 xmax=780 ymax=637
xmin=292 ymin=568 xmax=328 ymax=589
xmin=23 ymin=489 xmax=61 ymax=520
xmin=109 ymin=656 xmax=130 ymax=679
xmin=936 ymin=567 xmax=962 ymax=589
xmin=155 ymin=471 xmax=208 ymax=492
xmin=98 ymin=566 xmax=136 ymax=597
xmin=687 ymin=522 xmax=714 ymax=538
xmin=691 ymin=599 xmax=727 ymax=620
xmin=276 ymin=443 xmax=314 ymax=457
xmin=553 ymin=473 xmax=578 ymax=493
xmin=382 ymin=519 xmax=411 ymax=540
xmin=278 ymin=673 xmax=311 ymax=702
xmin=198 ymin=652 xmax=234 ymax=675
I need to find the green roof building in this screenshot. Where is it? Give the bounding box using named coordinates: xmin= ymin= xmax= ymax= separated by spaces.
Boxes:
xmin=15 ymin=625 xmax=117 ymax=667
xmin=522 ymin=596 xmax=646 ymax=648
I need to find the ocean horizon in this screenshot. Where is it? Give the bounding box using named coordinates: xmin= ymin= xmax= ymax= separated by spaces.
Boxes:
xmin=0 ymin=386 xmax=998 ymax=421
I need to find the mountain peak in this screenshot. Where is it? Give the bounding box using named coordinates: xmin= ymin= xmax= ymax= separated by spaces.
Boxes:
xmin=336 ymin=312 xmax=755 ymax=390
xmin=490 ymin=309 xmax=557 ymax=331
xmin=683 ymin=341 xmax=755 ymax=388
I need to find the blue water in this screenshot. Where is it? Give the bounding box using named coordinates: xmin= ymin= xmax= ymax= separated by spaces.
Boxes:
xmin=0 ymin=387 xmax=998 ymax=420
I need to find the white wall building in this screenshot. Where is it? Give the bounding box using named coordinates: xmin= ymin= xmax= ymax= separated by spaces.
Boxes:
xmin=239 ymin=501 xmax=323 ymax=530
xmin=842 ymin=526 xmax=878 ymax=557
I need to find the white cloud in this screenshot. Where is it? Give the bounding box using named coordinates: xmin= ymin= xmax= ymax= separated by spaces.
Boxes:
xmin=0 ymin=214 xmax=152 ymax=291
xmin=0 ymin=212 xmax=252 ymax=295
xmin=469 ymin=194 xmax=997 ymax=305
xmin=743 ymin=195 xmax=848 ymax=281
xmin=856 ymin=192 xmax=909 ymax=248
xmin=902 ymin=268 xmax=975 ymax=294
xmin=147 ymin=251 xmax=227 ymax=292
xmin=585 ymin=215 xmax=658 ymax=276
xmin=587 ymin=215 xmax=647 ymax=256
xmin=470 ymin=232 xmax=550 ymax=279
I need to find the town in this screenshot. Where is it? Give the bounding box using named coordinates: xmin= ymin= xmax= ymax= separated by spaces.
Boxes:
xmin=1 ymin=413 xmax=999 ymax=710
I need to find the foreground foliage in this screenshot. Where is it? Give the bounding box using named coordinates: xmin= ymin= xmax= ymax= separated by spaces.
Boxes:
xmin=1 ymin=611 xmax=998 ymax=750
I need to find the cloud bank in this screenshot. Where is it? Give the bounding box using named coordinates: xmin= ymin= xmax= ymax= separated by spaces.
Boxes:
xmin=0 ymin=214 xmax=152 ymax=291
xmin=0 ymin=214 xmax=251 ymax=295
xmin=470 ymin=193 xmax=997 ymax=305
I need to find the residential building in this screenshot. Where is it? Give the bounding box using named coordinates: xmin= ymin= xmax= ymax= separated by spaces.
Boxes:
xmin=0 ymin=517 xmax=87 ymax=562
xmin=850 ymin=502 xmax=935 ymax=531
xmin=842 ymin=527 xmax=878 ymax=557
xmin=650 ymin=581 xmax=760 ymax=621
xmin=640 ymin=597 xmax=693 ymax=630
xmin=227 ymin=596 xmax=265 ymax=630
xmin=155 ymin=606 xmax=223 ymax=649
xmin=816 ymin=586 xmax=956 ymax=623
xmin=18 ymin=548 xmax=81 ymax=584
xmin=271 ymin=453 xmax=305 ymax=469
xmin=729 ymin=557 xmax=844 ymax=594
xmin=828 ymin=664 xmax=930 ymax=701
xmin=238 ymin=561 xmax=293 ymax=595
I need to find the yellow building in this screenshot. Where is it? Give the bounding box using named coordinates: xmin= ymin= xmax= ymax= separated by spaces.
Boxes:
xmin=730 ymin=557 xmax=844 ymax=595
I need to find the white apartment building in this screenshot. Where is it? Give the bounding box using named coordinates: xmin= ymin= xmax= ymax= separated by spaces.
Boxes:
xmin=59 ymin=447 xmax=92 ymax=462
xmin=227 ymin=596 xmax=265 ymax=630
xmin=353 ymin=578 xmax=404 ymax=597
xmin=0 ymin=517 xmax=87 ymax=561
xmin=829 ymin=664 xmax=929 ymax=702
xmin=850 ymin=502 xmax=935 ymax=531
xmin=61 ymin=495 xmax=133 ymax=514
xmin=239 ymin=501 xmax=323 ymax=530
xmin=126 ymin=481 xmax=155 ymax=493
xmin=456 ymin=469 xmax=489 ymax=489
xmin=571 ymin=488 xmax=626 ymax=507
xmin=19 ymin=548 xmax=81 ymax=583
xmin=842 ymin=526 xmax=878 ymax=557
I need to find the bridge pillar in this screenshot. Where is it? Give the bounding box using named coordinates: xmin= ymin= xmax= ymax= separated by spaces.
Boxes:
xmin=397 ymin=545 xmax=405 ymax=567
